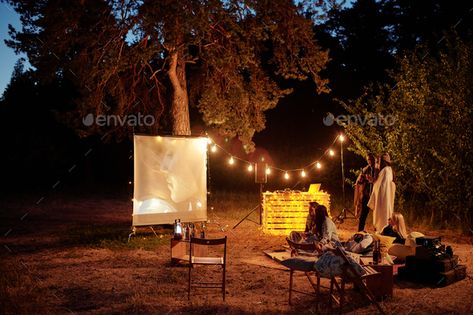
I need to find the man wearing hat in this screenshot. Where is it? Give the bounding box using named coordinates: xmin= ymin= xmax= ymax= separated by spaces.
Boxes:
xmin=368 ymin=153 xmax=396 ymax=231
xmin=355 ymin=153 xmax=378 ymax=231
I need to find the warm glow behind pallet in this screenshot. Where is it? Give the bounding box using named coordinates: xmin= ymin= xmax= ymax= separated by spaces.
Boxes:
xmin=262 ymin=190 xmax=331 ymax=236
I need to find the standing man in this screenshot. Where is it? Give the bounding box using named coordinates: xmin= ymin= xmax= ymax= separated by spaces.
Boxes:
xmin=355 ymin=153 xmax=378 ymax=232
xmin=368 ymin=153 xmax=396 ymax=232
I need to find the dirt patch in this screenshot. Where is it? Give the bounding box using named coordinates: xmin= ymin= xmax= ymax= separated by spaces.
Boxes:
xmin=1 ymin=195 xmax=472 ymax=314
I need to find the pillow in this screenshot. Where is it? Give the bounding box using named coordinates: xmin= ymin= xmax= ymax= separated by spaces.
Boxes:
xmin=373 ymin=233 xmax=396 ymax=250
xmin=405 ymin=231 xmax=425 ymax=247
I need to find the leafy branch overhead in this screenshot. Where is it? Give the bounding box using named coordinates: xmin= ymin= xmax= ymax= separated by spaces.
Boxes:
xmin=5 ymin=0 xmax=330 ymax=150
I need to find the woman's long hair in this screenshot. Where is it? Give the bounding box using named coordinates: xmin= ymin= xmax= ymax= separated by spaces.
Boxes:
xmin=314 ymin=205 xmax=329 ymax=238
xmin=391 ymin=212 xmax=408 ymax=239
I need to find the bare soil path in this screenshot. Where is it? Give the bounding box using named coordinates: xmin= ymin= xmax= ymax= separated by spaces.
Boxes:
xmin=1 ymin=194 xmax=472 ymax=314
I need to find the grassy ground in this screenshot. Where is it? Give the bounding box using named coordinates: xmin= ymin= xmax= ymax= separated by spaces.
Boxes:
xmin=1 ymin=191 xmax=472 ymax=314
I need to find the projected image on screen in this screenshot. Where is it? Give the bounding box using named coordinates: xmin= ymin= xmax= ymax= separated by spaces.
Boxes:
xmin=133 ymin=135 xmax=208 ymax=226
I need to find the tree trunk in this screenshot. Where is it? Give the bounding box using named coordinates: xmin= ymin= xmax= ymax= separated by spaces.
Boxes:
xmin=168 ymin=51 xmax=191 ymax=135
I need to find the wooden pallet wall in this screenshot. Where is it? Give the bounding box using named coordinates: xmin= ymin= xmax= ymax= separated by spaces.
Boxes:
xmin=262 ymin=190 xmax=331 ymax=236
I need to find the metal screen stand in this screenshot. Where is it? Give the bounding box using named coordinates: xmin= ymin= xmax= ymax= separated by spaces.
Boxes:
xmin=232 ymin=183 xmax=263 ymax=229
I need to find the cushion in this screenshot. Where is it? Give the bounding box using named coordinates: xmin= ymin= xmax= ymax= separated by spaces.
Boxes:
xmin=281 ymin=256 xmax=317 ymax=272
xmin=388 ymin=244 xmax=415 ymax=261
xmin=373 ymin=233 xmax=396 ymax=250
xmin=405 ymin=231 xmax=425 ymax=247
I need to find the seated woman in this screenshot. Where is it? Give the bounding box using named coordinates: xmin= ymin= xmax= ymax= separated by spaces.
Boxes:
xmin=381 ymin=212 xmax=417 ymax=261
xmin=314 ymin=205 xmax=340 ymax=245
xmin=289 ymin=204 xmax=340 ymax=249
xmin=381 ymin=212 xmax=407 ymax=244
xmin=344 ymin=232 xmax=374 ymax=254
xmin=288 ymin=201 xmax=318 ymax=243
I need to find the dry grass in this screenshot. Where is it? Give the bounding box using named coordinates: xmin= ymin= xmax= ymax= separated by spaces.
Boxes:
xmin=1 ymin=192 xmax=472 ymax=314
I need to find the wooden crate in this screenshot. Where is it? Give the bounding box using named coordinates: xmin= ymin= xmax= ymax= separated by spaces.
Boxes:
xmin=262 ymin=188 xmax=331 ymax=236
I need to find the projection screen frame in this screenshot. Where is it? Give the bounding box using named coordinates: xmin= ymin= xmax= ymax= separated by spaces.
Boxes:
xmin=132 ymin=134 xmax=208 ymax=226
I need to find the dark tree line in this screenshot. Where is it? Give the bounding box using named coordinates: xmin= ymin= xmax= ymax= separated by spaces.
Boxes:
xmin=320 ymin=0 xmax=473 ymax=232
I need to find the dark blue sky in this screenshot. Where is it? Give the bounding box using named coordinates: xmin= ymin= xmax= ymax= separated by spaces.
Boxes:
xmin=0 ymin=2 xmax=24 ymax=96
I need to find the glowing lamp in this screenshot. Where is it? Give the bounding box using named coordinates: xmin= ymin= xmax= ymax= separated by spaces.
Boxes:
xmin=339 ymin=134 xmax=345 ymax=142
xmin=229 ymin=156 xmax=235 ymax=165
xmin=248 ymin=164 xmax=253 ymax=172
xmin=301 ymin=170 xmax=306 ymax=177
xmin=316 ymin=162 xmax=322 ymax=169
xmin=284 ymin=172 xmax=290 ymax=180
xmin=266 ymin=167 xmax=271 ymax=175
xmin=211 ymin=145 xmax=217 ymax=153
xmin=329 ymin=149 xmax=335 ymax=156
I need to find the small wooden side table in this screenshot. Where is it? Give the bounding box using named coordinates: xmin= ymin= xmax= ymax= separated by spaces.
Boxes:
xmin=360 ymin=256 xmax=396 ymax=299
xmin=366 ymin=264 xmax=394 ymax=299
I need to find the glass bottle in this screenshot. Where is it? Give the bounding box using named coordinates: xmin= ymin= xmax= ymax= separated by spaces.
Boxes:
xmin=200 ymin=222 xmax=206 ymax=238
xmin=373 ymin=240 xmax=380 ymax=265
xmin=185 ymin=224 xmax=190 ymax=240
xmin=174 ymin=219 xmax=182 ymax=240
xmin=190 ymin=223 xmax=195 ymax=238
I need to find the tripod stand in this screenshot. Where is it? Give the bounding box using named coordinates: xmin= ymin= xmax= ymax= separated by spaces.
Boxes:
xmin=233 ymin=183 xmax=263 ymax=229
xmin=334 ymin=207 xmax=357 ymax=224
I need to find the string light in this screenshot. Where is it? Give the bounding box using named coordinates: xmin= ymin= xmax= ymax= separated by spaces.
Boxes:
xmin=206 ymin=134 xmax=343 ymax=182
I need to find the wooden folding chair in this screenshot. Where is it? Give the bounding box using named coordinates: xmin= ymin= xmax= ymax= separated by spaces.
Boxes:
xmin=188 ymin=236 xmax=227 ymax=301
xmin=284 ymin=238 xmax=321 ymax=307
xmin=329 ymin=247 xmax=386 ymax=315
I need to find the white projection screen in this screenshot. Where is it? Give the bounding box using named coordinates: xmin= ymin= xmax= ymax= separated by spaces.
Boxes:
xmin=133 ymin=135 xmax=208 ymax=226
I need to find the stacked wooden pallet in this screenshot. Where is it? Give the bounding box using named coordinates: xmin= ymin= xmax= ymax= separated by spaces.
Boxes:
xmin=262 ymin=188 xmax=330 ymax=236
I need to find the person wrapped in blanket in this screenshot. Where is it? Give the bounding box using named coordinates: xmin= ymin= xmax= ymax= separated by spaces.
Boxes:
xmin=344 ymin=232 xmax=374 ymax=254
xmin=289 ymin=203 xmax=341 ymax=250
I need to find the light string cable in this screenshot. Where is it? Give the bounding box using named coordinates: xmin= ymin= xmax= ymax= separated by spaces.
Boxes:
xmin=206 ymin=134 xmax=343 ymax=182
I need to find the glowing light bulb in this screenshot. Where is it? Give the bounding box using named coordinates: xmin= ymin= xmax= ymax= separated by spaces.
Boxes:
xmin=339 ymin=134 xmax=345 ymax=142
xmin=301 ymin=170 xmax=306 ymax=177
xmin=265 ymin=167 xmax=271 ymax=175
xmin=329 ymin=149 xmax=335 ymax=156
xmin=207 ymin=138 xmax=212 ymax=144
xmin=211 ymin=145 xmax=217 ymax=153
xmin=284 ymin=172 xmax=290 ymax=180
xmin=247 ymin=164 xmax=253 ymax=172
xmin=229 ymin=156 xmax=234 ymax=165
xmin=316 ymin=162 xmax=322 ymax=169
